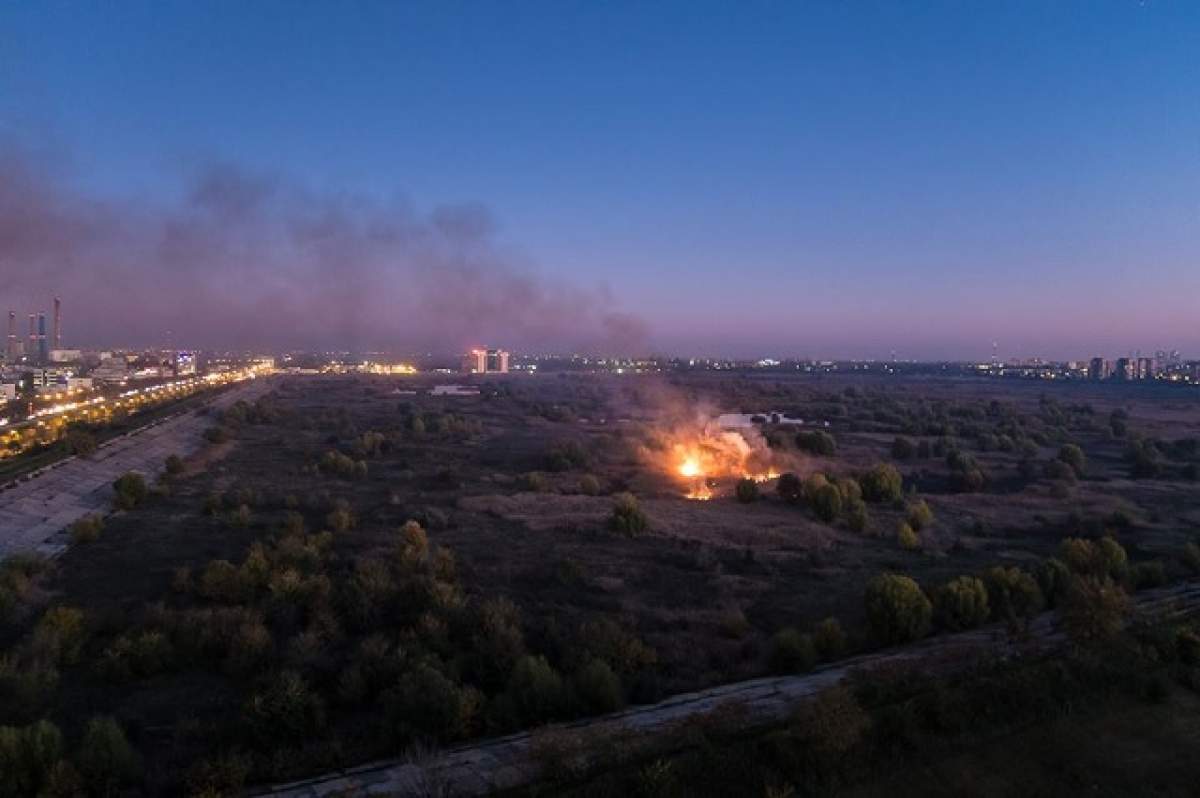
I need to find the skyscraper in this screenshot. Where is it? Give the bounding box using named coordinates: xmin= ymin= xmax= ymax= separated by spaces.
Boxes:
xmin=53 ymin=296 xmax=62 ymax=349
xmin=37 ymin=313 xmax=48 ymax=363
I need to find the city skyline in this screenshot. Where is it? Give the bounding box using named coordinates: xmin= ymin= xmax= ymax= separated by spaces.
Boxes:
xmin=2 ymin=2 xmax=1198 ymax=357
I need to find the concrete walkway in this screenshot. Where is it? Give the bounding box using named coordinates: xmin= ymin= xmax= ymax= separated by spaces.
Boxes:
xmin=258 ymin=580 xmax=1200 ymax=797
xmin=0 ymin=377 xmax=273 ymax=560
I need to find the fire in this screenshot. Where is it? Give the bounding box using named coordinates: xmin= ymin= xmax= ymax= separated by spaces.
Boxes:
xmin=685 ymin=484 xmax=713 ymax=501
xmin=679 ymin=456 xmax=703 ymax=479
xmin=744 ymin=469 xmax=781 ymax=484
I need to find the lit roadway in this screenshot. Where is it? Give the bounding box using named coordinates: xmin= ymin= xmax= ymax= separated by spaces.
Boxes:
xmin=0 ymin=375 xmax=274 ymax=560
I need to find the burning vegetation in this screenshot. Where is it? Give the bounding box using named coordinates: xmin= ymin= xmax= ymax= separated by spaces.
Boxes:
xmin=642 ymin=418 xmax=794 ymax=500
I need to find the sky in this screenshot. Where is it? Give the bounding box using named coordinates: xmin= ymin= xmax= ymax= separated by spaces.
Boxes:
xmin=0 ymin=1 xmax=1197 ymax=359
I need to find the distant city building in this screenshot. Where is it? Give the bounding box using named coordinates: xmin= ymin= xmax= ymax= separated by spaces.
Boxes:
xmin=49 ymin=349 xmax=82 ymax=363
xmin=0 ymin=383 xmax=16 ymax=402
xmin=431 ymin=384 xmax=481 ymax=396
xmin=175 ymin=351 xmax=197 ymax=375
xmin=36 ymin=313 xmax=47 ymax=364
xmin=1088 ymin=357 xmax=1111 ymax=381
xmin=461 ymin=348 xmax=509 ymax=374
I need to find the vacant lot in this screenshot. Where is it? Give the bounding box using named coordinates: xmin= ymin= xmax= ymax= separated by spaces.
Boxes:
xmin=1 ymin=371 xmax=1198 ymax=793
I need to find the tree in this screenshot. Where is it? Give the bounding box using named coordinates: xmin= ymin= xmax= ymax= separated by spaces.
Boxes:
xmin=860 ymin=464 xmax=902 ymax=503
xmin=78 ymin=716 xmax=140 ymax=793
xmin=579 ymin=474 xmax=602 ymax=496
xmin=735 ymin=478 xmax=759 ymax=504
xmin=1060 ymin=576 xmax=1130 ymax=643
xmin=384 ymin=665 xmax=476 ymax=742
xmin=844 ymin=497 xmax=868 ymax=533
xmin=1036 ymin=558 xmax=1072 ymax=608
xmin=933 ymin=576 xmax=990 ymax=631
xmin=609 ymin=493 xmax=648 ymax=536
xmin=505 ymin=655 xmax=566 ymax=726
xmin=572 ymin=659 xmax=623 ymax=714
xmin=69 ymin=514 xmax=104 ymax=544
xmin=864 ymin=574 xmax=931 ymax=644
xmin=164 ymin=454 xmax=185 ymax=475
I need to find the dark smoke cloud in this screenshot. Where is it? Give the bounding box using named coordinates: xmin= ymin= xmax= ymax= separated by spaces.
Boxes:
xmin=0 ymin=142 xmax=649 ymax=354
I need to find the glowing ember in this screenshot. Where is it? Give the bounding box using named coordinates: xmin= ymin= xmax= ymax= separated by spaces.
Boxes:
xmin=685 ymin=484 xmax=713 ymax=500
xmin=744 ymin=469 xmax=781 ymax=484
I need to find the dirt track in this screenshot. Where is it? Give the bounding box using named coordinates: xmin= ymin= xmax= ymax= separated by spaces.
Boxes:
xmin=258 ymin=580 xmax=1200 ymax=798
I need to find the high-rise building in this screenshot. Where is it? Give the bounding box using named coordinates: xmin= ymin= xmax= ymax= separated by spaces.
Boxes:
xmin=53 ymin=296 xmax=62 ymax=349
xmin=5 ymin=311 xmax=15 ymax=361
xmin=36 ymin=313 xmax=48 ymax=364
xmin=1115 ymin=357 xmax=1136 ymax=381
xmin=1087 ymin=357 xmax=1111 ymax=381
xmin=27 ymin=314 xmax=36 ymax=361
xmin=461 ymin=347 xmax=510 ymax=374
xmin=1136 ymin=357 xmax=1157 ymax=380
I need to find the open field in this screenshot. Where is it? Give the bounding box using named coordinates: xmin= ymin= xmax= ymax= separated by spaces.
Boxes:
xmin=1 ymin=371 xmax=1199 ymax=794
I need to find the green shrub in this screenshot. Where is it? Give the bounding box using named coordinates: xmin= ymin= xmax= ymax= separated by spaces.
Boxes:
xmin=933 ymin=576 xmax=990 ymax=631
xmin=33 ymin=607 xmax=86 ymax=666
xmin=812 ymin=483 xmax=843 ymax=523
xmin=1058 ymin=443 xmax=1087 ymax=476
xmin=572 ymin=659 xmax=624 ymax=714
xmin=579 ymin=474 xmax=602 ymax=496
xmin=791 ymin=685 xmax=870 ymax=758
xmin=813 ymin=617 xmax=847 ymax=660
xmin=243 ymin=671 xmax=325 ymax=745
xmin=906 ymin=499 xmax=933 ymax=531
xmin=0 ymin=719 xmax=62 ymax=796
xmin=865 ymin=574 xmax=931 ymax=644
xmin=164 ymin=454 xmax=185 ymax=475
xmin=77 ymin=716 xmax=140 ymax=792
xmin=982 ymin=566 xmax=1045 ymax=627
xmin=325 ymin=503 xmax=355 ymax=534
xmin=1036 ymin=558 xmax=1072 ymax=608
xmin=897 ymin=522 xmax=921 ymax=551
xmin=111 ymin=471 xmax=147 ymax=510
xmin=860 ymin=463 xmax=903 ymax=503
xmin=844 ymin=497 xmax=868 ymax=533
xmin=1060 ymin=576 xmax=1130 ymax=643
xmin=1181 ymin=542 xmax=1200 ymax=575
xmin=608 ymin=493 xmax=648 ymax=536
xmin=733 ymin=478 xmax=758 ymax=504
xmin=504 ymin=655 xmax=566 ymax=726
xmin=524 ymin=471 xmax=550 ymax=492
xmin=1060 ymin=536 xmax=1128 ymax=581
xmin=769 ymin=628 xmax=817 ymax=673
xmin=795 ymin=430 xmax=836 ymax=456
xmin=1131 ymin=560 xmax=1168 ymax=590
xmin=68 ymin=514 xmax=104 ymax=544
xmin=891 ymin=436 xmax=916 ymax=460
xmin=384 ymin=664 xmax=477 ymax=742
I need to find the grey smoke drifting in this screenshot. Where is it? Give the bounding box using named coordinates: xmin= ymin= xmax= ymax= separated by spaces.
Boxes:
xmin=0 ymin=144 xmax=649 ymax=354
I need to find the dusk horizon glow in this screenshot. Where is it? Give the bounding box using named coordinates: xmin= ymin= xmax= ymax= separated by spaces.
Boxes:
xmin=1 ymin=2 xmax=1197 ymax=359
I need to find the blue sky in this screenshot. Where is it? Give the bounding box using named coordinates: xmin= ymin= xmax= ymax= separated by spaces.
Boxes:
xmin=1 ymin=1 xmax=1197 ymax=357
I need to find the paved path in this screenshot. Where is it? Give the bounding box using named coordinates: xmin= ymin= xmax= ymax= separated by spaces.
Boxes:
xmin=0 ymin=377 xmax=273 ymax=560
xmin=259 ymin=580 xmax=1200 ymax=797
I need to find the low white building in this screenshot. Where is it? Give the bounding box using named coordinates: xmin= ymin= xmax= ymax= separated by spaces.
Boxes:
xmin=431 ymin=384 xmax=480 ymax=396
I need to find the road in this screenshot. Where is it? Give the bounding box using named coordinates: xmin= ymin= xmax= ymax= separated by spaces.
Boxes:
xmin=258 ymin=580 xmax=1200 ymax=798
xmin=0 ymin=377 xmax=273 ymax=560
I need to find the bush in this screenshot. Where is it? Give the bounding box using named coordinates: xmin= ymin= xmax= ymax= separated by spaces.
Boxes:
xmin=933 ymin=576 xmax=990 ymax=631
xmin=1060 ymin=576 xmax=1130 ymax=643
xmin=1058 ymin=443 xmax=1087 ymax=476
xmin=164 ymin=454 xmax=185 ymax=475
xmin=1060 ymin=537 xmax=1128 ymax=581
xmin=243 ymin=671 xmax=325 ymax=745
xmin=844 ymin=497 xmax=868 ymax=533
xmin=906 ymin=499 xmax=933 ymax=531
xmin=78 ymin=716 xmax=140 ymax=792
xmin=325 ymin=503 xmax=355 ymax=534
xmin=1181 ymin=542 xmax=1200 ymax=575
xmin=1131 ymin=560 xmax=1168 ymax=590
xmin=896 ymin=522 xmax=921 ymax=551
xmin=812 ymin=483 xmax=842 ymax=522
xmin=0 ymin=719 xmax=62 ymax=796
xmin=860 ymin=463 xmax=903 ymax=503
xmin=735 ymin=478 xmax=759 ymax=504
xmin=790 ymin=685 xmax=870 ymax=758
xmin=572 ymin=659 xmax=624 ymax=714
xmin=982 ymin=566 xmax=1045 ymax=627
xmin=64 ymin=427 xmax=97 ymax=457
xmin=795 ymin=431 xmax=836 ymax=456
xmin=578 ymin=474 xmax=602 ymax=496
xmin=111 ymin=471 xmax=147 ymax=510
xmin=608 ymin=493 xmax=648 ymax=536
xmin=865 ymin=574 xmax=931 ymax=645
xmin=68 ymin=514 xmax=104 ymax=544
xmin=776 ymin=472 xmax=802 ymax=503
xmin=504 ymin=655 xmax=566 ymax=726
xmin=1036 ymin=558 xmax=1072 ymax=608
xmin=769 ymin=628 xmax=817 ymax=673
xmin=813 ymin=617 xmax=846 ymax=660
xmin=384 ymin=664 xmax=477 ymax=742
xmin=524 ymin=471 xmax=550 ymax=492
xmin=34 ymin=606 xmax=86 ymax=666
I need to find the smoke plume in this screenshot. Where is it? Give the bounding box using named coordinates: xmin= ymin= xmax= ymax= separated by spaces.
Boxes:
xmin=0 ymin=142 xmax=649 ymax=354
